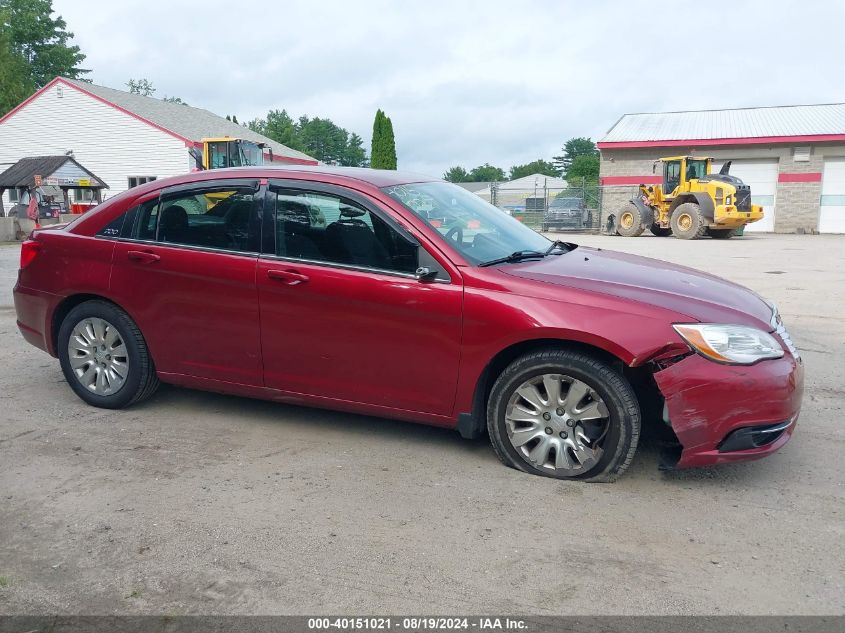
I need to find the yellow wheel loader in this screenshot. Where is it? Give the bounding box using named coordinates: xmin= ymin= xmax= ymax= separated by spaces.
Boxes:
xmin=615 ymin=156 xmax=763 ymax=239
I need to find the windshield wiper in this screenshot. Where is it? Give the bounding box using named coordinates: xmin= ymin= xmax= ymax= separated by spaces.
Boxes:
xmin=544 ymin=240 xmax=573 ymax=256
xmin=479 ymin=250 xmax=546 ymax=267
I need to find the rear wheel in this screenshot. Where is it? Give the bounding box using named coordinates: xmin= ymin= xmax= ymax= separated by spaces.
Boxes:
xmin=670 ymin=202 xmax=707 ymax=240
xmin=58 ymin=300 xmax=159 ymax=409
xmin=650 ymin=224 xmax=672 ymax=237
xmin=487 ymin=349 xmax=641 ymax=482
xmin=708 ymin=228 xmax=735 ymax=239
xmin=616 ymin=203 xmax=645 ymax=237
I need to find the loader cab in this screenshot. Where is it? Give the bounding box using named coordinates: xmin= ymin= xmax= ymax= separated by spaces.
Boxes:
xmin=659 ymin=156 xmax=712 ymax=196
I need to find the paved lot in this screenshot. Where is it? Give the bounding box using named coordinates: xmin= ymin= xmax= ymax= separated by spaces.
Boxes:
xmin=0 ymin=233 xmax=843 ymax=615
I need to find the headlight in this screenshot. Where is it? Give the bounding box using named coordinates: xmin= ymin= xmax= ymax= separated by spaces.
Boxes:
xmin=725 ymin=195 xmax=732 ymax=206
xmin=673 ymin=324 xmax=784 ymax=365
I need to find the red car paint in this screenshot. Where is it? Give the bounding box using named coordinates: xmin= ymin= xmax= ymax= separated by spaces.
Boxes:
xmin=13 ymin=166 xmax=803 ymax=470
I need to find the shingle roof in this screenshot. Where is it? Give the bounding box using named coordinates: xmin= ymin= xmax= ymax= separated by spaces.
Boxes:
xmin=0 ymin=155 xmax=108 ymax=188
xmin=601 ymin=103 xmax=845 ymax=144
xmin=63 ymin=78 xmax=316 ymax=163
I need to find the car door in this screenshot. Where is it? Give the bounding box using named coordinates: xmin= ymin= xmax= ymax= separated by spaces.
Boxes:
xmin=108 ymin=178 xmax=264 ymax=385
xmin=256 ymin=180 xmax=463 ymax=416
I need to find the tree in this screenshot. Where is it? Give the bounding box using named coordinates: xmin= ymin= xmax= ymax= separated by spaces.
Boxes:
xmin=247 ymin=109 xmax=367 ymax=167
xmin=509 ymin=159 xmax=560 ymax=180
xmin=371 ymin=109 xmax=397 ymax=169
xmin=553 ymin=137 xmax=598 ymax=174
xmin=0 ymin=0 xmax=88 ymax=88
xmin=443 ymin=166 xmax=470 ymax=182
xmin=126 ymin=78 xmax=155 ymax=96
xmin=565 ymin=154 xmax=600 ymax=183
xmin=248 ymin=109 xmax=302 ymax=152
xmin=469 ymin=163 xmax=505 ymax=182
xmin=0 ymin=28 xmax=33 ymax=116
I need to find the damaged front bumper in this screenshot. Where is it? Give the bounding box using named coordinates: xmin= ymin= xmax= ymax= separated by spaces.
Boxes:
xmin=653 ymin=352 xmax=804 ymax=469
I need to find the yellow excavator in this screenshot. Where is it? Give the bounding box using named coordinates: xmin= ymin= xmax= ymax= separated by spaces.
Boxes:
xmin=189 ymin=137 xmax=272 ymax=171
xmin=616 ymin=156 xmax=763 ymax=239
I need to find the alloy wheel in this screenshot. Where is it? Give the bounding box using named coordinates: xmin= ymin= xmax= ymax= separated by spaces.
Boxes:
xmin=67 ymin=317 xmax=129 ymax=395
xmin=505 ymin=374 xmax=610 ymax=474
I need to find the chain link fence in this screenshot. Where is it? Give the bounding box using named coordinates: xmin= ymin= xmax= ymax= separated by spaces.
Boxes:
xmin=477 ymin=178 xmax=606 ymax=234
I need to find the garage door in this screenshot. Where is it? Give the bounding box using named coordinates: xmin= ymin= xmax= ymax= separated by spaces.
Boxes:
xmin=820 ymin=158 xmax=845 ymax=234
xmin=711 ymin=159 xmax=778 ymax=232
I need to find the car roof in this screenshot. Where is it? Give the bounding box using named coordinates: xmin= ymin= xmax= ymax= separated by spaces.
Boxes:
xmin=205 ymin=165 xmax=440 ymax=188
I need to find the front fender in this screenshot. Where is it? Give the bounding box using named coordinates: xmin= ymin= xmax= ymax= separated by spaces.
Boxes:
xmin=452 ymin=282 xmax=690 ymax=416
xmin=669 ymin=193 xmax=715 ymax=219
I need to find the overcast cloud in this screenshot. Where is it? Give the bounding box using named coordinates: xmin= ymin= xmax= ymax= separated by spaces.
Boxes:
xmin=54 ymin=0 xmax=845 ymax=176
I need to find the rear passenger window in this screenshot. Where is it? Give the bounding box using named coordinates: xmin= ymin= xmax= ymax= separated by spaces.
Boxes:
xmin=271 ymin=188 xmax=418 ymax=274
xmin=97 ymin=204 xmax=140 ymax=239
xmin=138 ymin=186 xmax=259 ymax=253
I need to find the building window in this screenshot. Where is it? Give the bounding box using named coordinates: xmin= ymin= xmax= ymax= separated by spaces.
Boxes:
xmin=8 ymin=188 xmax=19 ymax=203
xmin=128 ymin=176 xmax=157 ymax=189
xmin=74 ymin=188 xmax=95 ymax=202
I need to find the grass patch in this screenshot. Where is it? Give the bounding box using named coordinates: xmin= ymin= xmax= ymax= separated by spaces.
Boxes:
xmin=0 ymin=576 xmax=11 ymax=588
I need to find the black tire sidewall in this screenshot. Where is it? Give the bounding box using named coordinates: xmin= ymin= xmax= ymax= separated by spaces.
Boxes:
xmin=670 ymin=202 xmax=705 ymax=239
xmin=616 ymin=203 xmax=644 ymax=237
xmin=58 ymin=301 xmax=145 ymax=409
xmin=488 ymin=353 xmax=637 ymax=480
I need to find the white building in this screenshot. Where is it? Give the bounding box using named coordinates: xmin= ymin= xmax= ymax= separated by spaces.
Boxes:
xmin=0 ymin=77 xmax=316 ymax=210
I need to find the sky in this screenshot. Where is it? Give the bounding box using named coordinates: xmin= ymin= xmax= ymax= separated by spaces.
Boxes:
xmin=54 ymin=0 xmax=845 ymax=177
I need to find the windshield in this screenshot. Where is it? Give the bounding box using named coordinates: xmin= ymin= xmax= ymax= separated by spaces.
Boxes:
xmin=383 ymin=182 xmax=551 ymax=265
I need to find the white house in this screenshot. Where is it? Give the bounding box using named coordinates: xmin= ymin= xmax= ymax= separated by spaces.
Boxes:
xmin=0 ymin=77 xmax=317 ymax=210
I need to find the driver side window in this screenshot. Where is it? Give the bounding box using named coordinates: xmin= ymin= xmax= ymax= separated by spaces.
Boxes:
xmin=271 ymin=188 xmax=418 ymax=274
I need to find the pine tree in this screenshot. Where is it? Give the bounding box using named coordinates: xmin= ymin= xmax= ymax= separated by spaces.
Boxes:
xmin=371 ymin=109 xmax=397 ymax=169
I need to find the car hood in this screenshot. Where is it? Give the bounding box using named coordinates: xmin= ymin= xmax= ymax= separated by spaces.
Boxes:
xmin=502 ymin=246 xmax=774 ymax=328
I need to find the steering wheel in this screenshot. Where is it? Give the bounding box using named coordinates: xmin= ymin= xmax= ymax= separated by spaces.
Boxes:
xmin=445 ymin=225 xmax=463 ymax=243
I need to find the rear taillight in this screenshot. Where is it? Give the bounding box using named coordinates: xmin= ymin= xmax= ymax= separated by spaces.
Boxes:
xmin=20 ymin=239 xmax=42 ymax=269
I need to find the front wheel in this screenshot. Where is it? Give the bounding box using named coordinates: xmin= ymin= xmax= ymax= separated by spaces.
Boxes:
xmin=487 ymin=349 xmax=641 ymax=482
xmin=58 ymin=300 xmax=160 ymax=409
xmin=616 ymin=203 xmax=645 ymax=237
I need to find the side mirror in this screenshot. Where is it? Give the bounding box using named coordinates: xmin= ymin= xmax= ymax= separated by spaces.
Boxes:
xmin=415 ymin=266 xmax=438 ymax=282
xmin=188 ymin=147 xmax=204 ymax=171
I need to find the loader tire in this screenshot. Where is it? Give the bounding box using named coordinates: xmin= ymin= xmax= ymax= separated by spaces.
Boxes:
xmin=616 ymin=203 xmax=645 ymax=237
xmin=670 ymin=203 xmax=707 ymax=240
xmin=650 ymin=224 xmax=673 ymax=237
xmin=707 ymin=228 xmax=735 ymax=239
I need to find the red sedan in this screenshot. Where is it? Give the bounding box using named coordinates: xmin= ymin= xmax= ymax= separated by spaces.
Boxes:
xmin=13 ymin=167 xmax=804 ymax=481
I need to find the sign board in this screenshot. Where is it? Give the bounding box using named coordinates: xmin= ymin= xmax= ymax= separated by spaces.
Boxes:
xmin=44 ymin=177 xmax=59 ymax=186
xmin=78 ymin=178 xmax=91 ymax=187
xmin=34 ymin=174 xmax=42 ymax=187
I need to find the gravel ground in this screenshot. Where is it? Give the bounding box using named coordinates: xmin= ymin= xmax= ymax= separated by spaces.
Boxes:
xmin=0 ymin=233 xmax=843 ymax=615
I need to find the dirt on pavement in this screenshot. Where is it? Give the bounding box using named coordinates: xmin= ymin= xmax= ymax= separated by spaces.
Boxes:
xmin=0 ymin=234 xmax=843 ymax=615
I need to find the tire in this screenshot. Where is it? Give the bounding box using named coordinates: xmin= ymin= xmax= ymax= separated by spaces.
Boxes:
xmin=707 ymin=228 xmax=735 ymax=239
xmin=616 ymin=202 xmax=645 ymax=237
xmin=487 ymin=349 xmax=641 ymax=482
xmin=650 ymin=224 xmax=673 ymax=237
xmin=670 ymin=202 xmax=707 ymax=240
xmin=58 ymin=300 xmax=160 ymax=409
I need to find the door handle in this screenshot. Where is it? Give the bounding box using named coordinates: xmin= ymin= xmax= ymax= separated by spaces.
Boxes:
xmin=267 ymin=269 xmax=309 ymax=285
xmin=127 ymin=250 xmax=161 ymax=264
